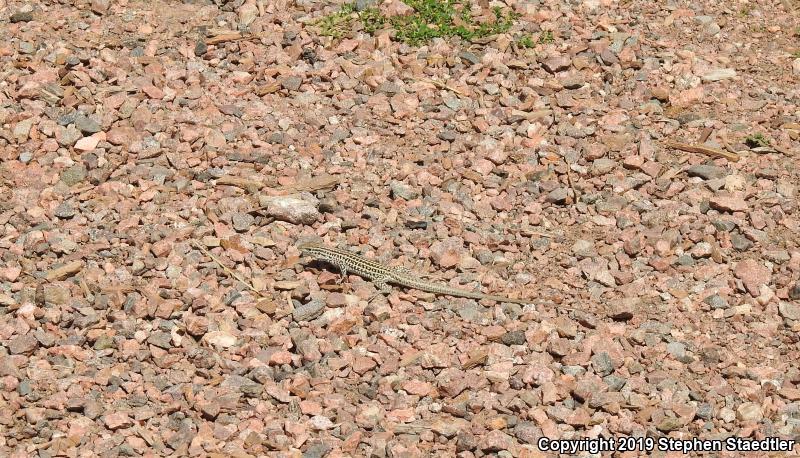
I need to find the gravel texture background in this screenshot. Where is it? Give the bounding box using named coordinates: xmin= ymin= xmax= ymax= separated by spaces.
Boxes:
xmin=1 ymin=0 xmax=799 ymax=456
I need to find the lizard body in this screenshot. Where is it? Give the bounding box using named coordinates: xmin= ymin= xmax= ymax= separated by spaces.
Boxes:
xmin=298 ymin=243 xmax=532 ymax=304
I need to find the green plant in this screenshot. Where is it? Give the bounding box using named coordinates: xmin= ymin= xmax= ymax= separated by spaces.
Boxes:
xmin=744 ymin=133 xmax=770 ymax=148
xmin=538 ymin=30 xmax=555 ymax=44
xmin=317 ymin=0 xmax=519 ymax=45
xmin=360 ymin=7 xmax=386 ymax=34
xmin=517 ymin=34 xmax=534 ymax=49
xmin=317 ymin=3 xmax=357 ymax=38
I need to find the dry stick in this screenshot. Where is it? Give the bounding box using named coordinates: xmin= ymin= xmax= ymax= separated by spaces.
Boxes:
xmin=206 ymin=33 xmax=246 ymax=45
xmin=192 ymin=240 xmax=265 ymax=297
xmin=665 ymin=141 xmax=740 ymax=162
xmin=413 ymin=77 xmax=467 ymax=96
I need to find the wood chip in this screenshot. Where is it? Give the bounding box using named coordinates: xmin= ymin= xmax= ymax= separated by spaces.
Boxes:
xmin=462 ymin=347 xmax=489 ymax=369
xmin=216 ymin=175 xmax=264 ymax=192
xmin=665 ymin=141 xmax=740 ymax=162
xmin=284 ymin=174 xmax=339 ymax=192
xmin=206 ymin=32 xmax=244 ymax=45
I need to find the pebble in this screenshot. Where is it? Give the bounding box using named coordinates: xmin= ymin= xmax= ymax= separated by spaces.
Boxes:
xmin=231 ymin=212 xmax=254 ymax=232
xmin=54 ymin=202 xmax=76 ymax=218
xmin=687 ymin=164 xmax=727 ymax=180
xmin=73 ymin=113 xmax=102 ymax=134
xmin=703 ymin=294 xmax=729 ymax=309
xmin=3 ymin=2 xmax=797 ymax=454
xmin=258 ymin=195 xmax=320 ymax=225
xmin=10 ymin=11 xmax=33 ymax=22
xmin=701 ymin=68 xmax=737 ymax=82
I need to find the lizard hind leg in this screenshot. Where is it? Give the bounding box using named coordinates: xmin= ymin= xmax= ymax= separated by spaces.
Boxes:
xmin=373 ymin=275 xmax=393 ymax=294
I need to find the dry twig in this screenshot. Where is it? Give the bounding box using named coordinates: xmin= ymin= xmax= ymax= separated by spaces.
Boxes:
xmin=665 ymin=141 xmax=740 ymax=162
xmin=192 ymin=240 xmax=265 ymax=297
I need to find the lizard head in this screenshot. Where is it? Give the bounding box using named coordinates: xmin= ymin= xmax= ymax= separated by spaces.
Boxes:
xmin=297 ymin=242 xmax=326 ymax=258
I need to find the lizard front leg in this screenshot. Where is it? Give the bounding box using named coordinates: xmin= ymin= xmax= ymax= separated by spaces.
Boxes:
xmin=333 ymin=262 xmax=349 ymax=284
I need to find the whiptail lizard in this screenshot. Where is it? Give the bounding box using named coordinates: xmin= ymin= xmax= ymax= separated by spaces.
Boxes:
xmin=298 ymin=243 xmax=534 ymax=304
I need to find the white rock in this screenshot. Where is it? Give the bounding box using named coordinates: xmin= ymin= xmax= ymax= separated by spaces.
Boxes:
xmin=702 ymin=68 xmax=737 ymax=82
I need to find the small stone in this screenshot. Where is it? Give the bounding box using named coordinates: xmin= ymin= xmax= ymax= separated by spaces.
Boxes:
xmin=54 ymin=202 xmax=76 ymax=219
xmin=651 ymin=87 xmax=670 ymax=102
xmin=560 ymin=75 xmax=584 ymax=89
xmin=231 ymin=212 xmax=254 ymax=232
xmin=310 ymin=415 xmax=335 ymax=430
xmin=380 ymin=0 xmax=414 ymax=17
xmin=458 ymin=51 xmax=480 ymax=65
xmin=590 ymin=158 xmax=615 ymax=176
xmin=456 ymin=431 xmax=476 ymax=453
xmin=19 ymin=151 xmax=34 ymax=163
xmin=280 ymin=76 xmax=302 ymax=91
xmin=479 ymin=430 xmax=514 ymax=452
xmin=764 ymin=250 xmax=790 ymax=264
xmin=194 ymin=39 xmax=207 ymax=56
xmin=736 ymin=402 xmax=763 ymax=422
xmin=703 ymin=294 xmax=728 ymax=309
xmin=151 ymin=239 xmax=172 ymax=257
xmin=591 ymin=352 xmax=615 ymax=376
xmin=687 ymin=164 xmax=727 ymax=180
xmin=74 ymin=135 xmax=100 ymax=151
xmin=501 ymin=331 xmax=526 ymax=346
xmin=293 ymin=300 xmax=325 ymax=322
xmin=258 ymin=194 xmax=320 ymax=225
xmin=93 ymin=335 xmax=115 ymax=350
xmin=61 ymin=164 xmax=87 ymax=186
xmin=719 ymin=407 xmax=736 ymax=423
xmin=657 ymin=417 xmax=683 ymax=432
xmin=545 ymin=188 xmax=569 ymax=204
xmin=542 ymin=55 xmax=571 ymax=73
xmin=13 ymin=118 xmax=34 ymax=143
xmin=608 ymin=297 xmax=637 ymax=320
xmin=690 ymin=241 xmax=713 ymax=258
xmin=666 ymin=342 xmax=686 ymax=359
xmin=302 ymin=442 xmax=332 ymax=458
xmin=9 ymin=335 xmax=38 ymax=355
xmin=711 ymin=219 xmax=736 ymax=232
xmin=734 ymin=259 xmax=771 ymax=296
xmin=103 ymin=412 xmax=133 ymax=430
xmin=390 ymin=181 xmax=419 ymax=200
xmin=146 ymin=332 xmax=172 ymax=349
xmin=789 ymin=282 xmax=800 ymax=300
xmin=73 ymin=113 xmax=102 ymax=134
xmin=701 ymin=68 xmax=736 ymax=82
xmin=42 ymin=284 xmax=70 ymax=305
xmin=730 ymin=232 xmax=753 ymax=251
xmin=778 ymin=302 xmax=800 ymax=321
xmin=603 ymin=374 xmax=626 ymax=391
xmin=203 ymin=331 xmax=237 ymax=348
xmin=10 ymin=11 xmax=34 ymax=22
xmin=696 ymin=403 xmax=713 ymax=420
xmin=91 ymin=0 xmax=110 ymax=13
xmin=571 ymin=240 xmax=596 ymax=258
xmin=709 ymin=195 xmax=748 ymax=213
xmin=513 ymin=422 xmax=541 ymax=445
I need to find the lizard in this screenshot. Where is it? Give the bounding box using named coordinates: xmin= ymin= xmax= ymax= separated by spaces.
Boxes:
xmin=297 ymin=242 xmax=536 ymax=304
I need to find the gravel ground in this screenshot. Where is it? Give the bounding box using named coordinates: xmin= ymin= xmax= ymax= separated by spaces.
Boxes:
xmin=1 ymin=0 xmax=799 ymax=456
